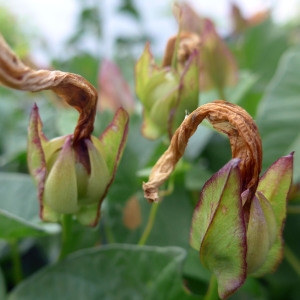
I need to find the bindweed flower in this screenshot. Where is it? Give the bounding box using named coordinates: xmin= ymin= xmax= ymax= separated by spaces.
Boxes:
xmin=135 ymin=32 xmax=200 ymax=140
xmin=28 ymin=104 xmax=128 ymax=226
xmin=0 ymin=33 xmax=129 ymax=226
xmin=143 ymin=100 xmax=293 ymax=299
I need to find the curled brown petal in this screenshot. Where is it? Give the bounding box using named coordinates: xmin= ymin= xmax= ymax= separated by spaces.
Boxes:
xmin=0 ymin=34 xmax=97 ymax=143
xmin=143 ymin=100 xmax=262 ymax=202
xmin=162 ymin=31 xmax=201 ymax=68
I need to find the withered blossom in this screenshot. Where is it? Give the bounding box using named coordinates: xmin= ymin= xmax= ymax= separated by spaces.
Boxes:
xmin=0 ymin=34 xmax=129 ymax=226
xmin=143 ymin=100 xmax=262 ymax=203
xmin=143 ymin=100 xmax=293 ymax=298
xmin=135 ymin=33 xmax=199 ymax=140
xmin=174 ymin=2 xmax=238 ymax=93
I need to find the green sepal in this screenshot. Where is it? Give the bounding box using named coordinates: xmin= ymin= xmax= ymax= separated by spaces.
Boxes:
xmin=135 ymin=42 xmax=160 ymax=101
xmin=43 ymin=136 xmax=78 ymax=215
xmin=190 ymin=159 xmax=247 ymax=299
xmin=170 ymin=49 xmax=199 ymax=133
xmin=252 ymin=153 xmax=293 ymax=276
xmin=93 ymin=107 xmax=129 ymax=178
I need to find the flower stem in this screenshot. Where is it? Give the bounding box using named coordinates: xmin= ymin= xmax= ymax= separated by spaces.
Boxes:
xmin=58 ymin=214 xmax=74 ymax=261
xmin=138 ymin=202 xmax=160 ymax=246
xmin=284 ymin=244 xmax=300 ymax=276
xmin=204 ymin=275 xmax=219 ymax=300
xmin=9 ymin=239 xmax=22 ymax=285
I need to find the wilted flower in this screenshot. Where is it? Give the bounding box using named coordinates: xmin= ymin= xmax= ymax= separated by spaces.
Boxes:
xmin=135 ymin=32 xmax=200 ymax=140
xmin=28 ymin=104 xmax=128 ymax=226
xmin=174 ymin=2 xmax=238 ymax=94
xmin=143 ymin=100 xmax=293 ymax=298
xmin=0 ymin=33 xmax=129 ymax=226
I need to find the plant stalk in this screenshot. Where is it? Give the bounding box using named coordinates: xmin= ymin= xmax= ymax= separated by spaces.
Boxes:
xmin=204 ymin=275 xmax=219 ymax=300
xmin=9 ymin=239 xmax=23 ymax=285
xmin=58 ymin=214 xmax=74 ymax=261
xmin=284 ymin=244 xmax=300 ymax=276
xmin=138 ymin=202 xmax=160 ymax=246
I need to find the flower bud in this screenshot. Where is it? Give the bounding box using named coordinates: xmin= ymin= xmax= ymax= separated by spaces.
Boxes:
xmin=28 ymin=104 xmax=129 ymax=226
xmin=135 ymin=37 xmax=199 ymax=139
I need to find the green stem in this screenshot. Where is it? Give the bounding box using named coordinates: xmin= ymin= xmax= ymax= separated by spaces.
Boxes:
xmin=138 ymin=202 xmax=160 ymax=246
xmin=284 ymin=244 xmax=300 ymax=276
xmin=9 ymin=240 xmax=22 ymax=285
xmin=287 ymin=205 xmax=300 ymax=214
xmin=58 ymin=214 xmax=73 ymax=261
xmin=204 ymin=275 xmax=219 ymax=300
xmin=104 ymin=220 xmax=115 ymax=244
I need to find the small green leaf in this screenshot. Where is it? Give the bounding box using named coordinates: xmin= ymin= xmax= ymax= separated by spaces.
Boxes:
xmin=190 ymin=159 xmax=247 ymax=299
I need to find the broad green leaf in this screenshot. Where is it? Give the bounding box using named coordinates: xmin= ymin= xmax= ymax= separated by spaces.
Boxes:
xmin=0 ymin=173 xmax=60 ymax=239
xmin=237 ymin=19 xmax=288 ymax=87
xmin=190 ymin=159 xmax=246 ymax=299
xmin=256 ymin=49 xmax=300 ymax=181
xmin=252 ymin=154 xmax=293 ymax=277
xmin=8 ymin=245 xmax=197 ymax=300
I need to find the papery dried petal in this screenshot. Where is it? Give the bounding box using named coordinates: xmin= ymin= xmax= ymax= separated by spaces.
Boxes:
xmin=143 ymin=100 xmax=262 ymax=202
xmin=162 ymin=32 xmax=201 ymax=68
xmin=0 ymin=34 xmax=97 ymax=143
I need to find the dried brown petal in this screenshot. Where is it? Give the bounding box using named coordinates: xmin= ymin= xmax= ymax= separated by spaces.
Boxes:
xmin=0 ymin=34 xmax=97 ymax=143
xmin=162 ymin=32 xmax=201 ymax=68
xmin=143 ymin=100 xmax=262 ymax=202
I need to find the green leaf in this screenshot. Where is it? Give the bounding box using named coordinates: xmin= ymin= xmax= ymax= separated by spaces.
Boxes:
xmin=256 ymin=49 xmax=300 ymax=181
xmin=237 ymin=19 xmax=288 ymax=87
xmin=0 ymin=173 xmax=60 ymax=239
xmin=8 ymin=245 xmax=197 ymax=300
xmin=252 ymin=154 xmax=293 ymax=276
xmin=190 ymin=159 xmax=246 ymax=299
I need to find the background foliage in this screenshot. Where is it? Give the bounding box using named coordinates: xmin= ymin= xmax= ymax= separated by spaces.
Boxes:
xmin=0 ymin=1 xmax=300 ymax=299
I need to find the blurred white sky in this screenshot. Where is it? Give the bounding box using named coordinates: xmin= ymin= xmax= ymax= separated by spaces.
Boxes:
xmin=1 ymin=0 xmax=300 ymax=64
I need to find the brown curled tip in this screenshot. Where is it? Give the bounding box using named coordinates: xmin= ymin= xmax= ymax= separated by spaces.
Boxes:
xmin=162 ymin=31 xmax=201 ymax=68
xmin=143 ymin=100 xmax=262 ymax=203
xmin=0 ymin=34 xmax=97 ymax=144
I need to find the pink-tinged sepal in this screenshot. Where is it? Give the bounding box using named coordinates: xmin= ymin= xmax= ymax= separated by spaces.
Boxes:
xmin=252 ymin=153 xmax=294 ymax=276
xmin=190 ymin=159 xmax=247 ymax=299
